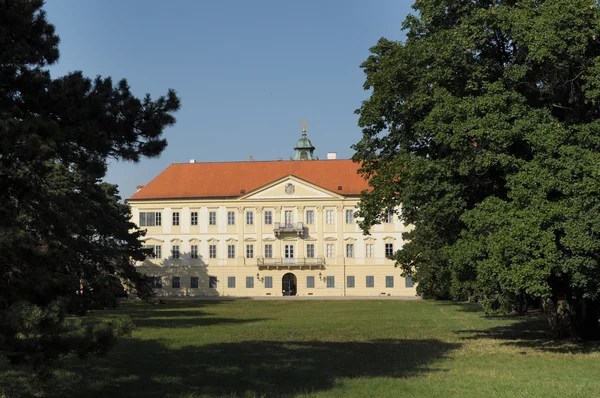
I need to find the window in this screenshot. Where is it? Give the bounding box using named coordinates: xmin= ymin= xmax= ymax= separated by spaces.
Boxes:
xmin=306 ymin=244 xmax=315 ymax=258
xmin=227 ymin=211 xmax=235 ymax=225
xmin=385 ymin=243 xmax=394 ymax=257
xmin=365 ymin=243 xmax=374 ymax=258
xmin=172 ymin=276 xmax=180 ymax=289
xmin=306 ymin=276 xmax=315 ymax=288
xmin=209 ymin=276 xmax=217 ymax=289
xmin=227 ymin=244 xmax=236 ymax=258
xmin=172 ymin=245 xmax=180 ymax=259
xmin=346 ymin=243 xmax=354 ymax=258
xmin=306 ymin=210 xmax=314 ymax=225
xmin=246 ymin=276 xmax=254 ymax=288
xmin=325 ymin=209 xmax=334 ymax=224
xmin=209 ymin=244 xmax=217 ymax=259
xmin=285 ymin=210 xmax=293 ymax=225
xmin=265 ymin=276 xmax=273 ymax=288
xmin=326 ymin=244 xmax=335 ymax=258
xmin=209 ymin=211 xmax=217 ymax=226
xmin=366 ymin=276 xmax=375 ymax=288
xmin=190 ymin=244 xmax=198 ymax=259
xmin=326 ymin=276 xmax=335 ymax=288
xmin=151 ymin=276 xmax=162 ymax=288
xmin=228 ymin=276 xmax=236 ymax=288
xmin=246 ymin=244 xmax=254 ymax=259
xmin=172 ymin=212 xmax=180 ymax=226
xmin=139 ymin=211 xmax=162 ymax=227
xmin=246 ymin=211 xmax=254 ymax=225
xmin=385 ymin=211 xmax=394 ymax=224
xmin=405 ymin=276 xmax=414 ymax=288
xmin=264 ymin=244 xmax=273 ymax=258
xmin=190 ymin=276 xmax=199 ymax=289
xmin=264 ymin=210 xmax=272 ymax=225
xmin=191 ymin=211 xmax=198 ymax=226
xmin=144 ymin=245 xmax=161 ymax=259
xmin=347 ymin=276 xmax=355 ymax=288
xmin=345 ymin=209 xmax=354 ymax=224
xmin=386 ymin=276 xmax=394 ymax=288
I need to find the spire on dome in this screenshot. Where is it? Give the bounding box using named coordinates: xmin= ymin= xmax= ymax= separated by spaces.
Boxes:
xmin=293 ymin=119 xmax=316 ymax=160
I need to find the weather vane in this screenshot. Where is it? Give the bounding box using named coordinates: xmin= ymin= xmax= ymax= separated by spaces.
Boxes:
xmin=300 ymin=118 xmax=308 ymax=135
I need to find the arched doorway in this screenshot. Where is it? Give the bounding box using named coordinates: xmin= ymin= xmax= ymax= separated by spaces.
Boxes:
xmin=282 ymin=273 xmax=297 ymax=296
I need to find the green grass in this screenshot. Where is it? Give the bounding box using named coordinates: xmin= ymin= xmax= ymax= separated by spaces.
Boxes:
xmin=2 ymin=300 xmax=600 ymax=397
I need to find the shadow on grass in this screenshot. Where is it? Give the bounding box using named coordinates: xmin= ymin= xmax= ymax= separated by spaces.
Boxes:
xmin=49 ymin=338 xmax=459 ymax=398
xmin=449 ymin=302 xmax=600 ymax=354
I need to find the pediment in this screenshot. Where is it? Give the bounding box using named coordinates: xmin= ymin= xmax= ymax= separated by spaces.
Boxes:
xmin=240 ymin=175 xmax=343 ymax=200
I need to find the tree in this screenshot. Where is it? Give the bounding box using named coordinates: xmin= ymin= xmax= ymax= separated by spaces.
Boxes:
xmin=353 ymin=0 xmax=600 ymax=339
xmin=0 ymin=0 xmax=180 ymax=371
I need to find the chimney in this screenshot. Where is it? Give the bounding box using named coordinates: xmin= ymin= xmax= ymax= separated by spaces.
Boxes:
xmin=136 ymin=185 xmax=145 ymax=192
xmin=327 ymin=152 xmax=337 ymax=160
xmin=189 ymin=159 xmax=196 ymax=163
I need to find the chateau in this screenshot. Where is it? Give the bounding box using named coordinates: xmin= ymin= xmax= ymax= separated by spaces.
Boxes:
xmin=128 ymin=128 xmax=416 ymax=297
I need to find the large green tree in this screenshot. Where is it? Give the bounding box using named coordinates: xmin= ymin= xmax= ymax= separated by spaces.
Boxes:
xmin=353 ymin=0 xmax=600 ymax=338
xmin=0 ymin=0 xmax=180 ymax=371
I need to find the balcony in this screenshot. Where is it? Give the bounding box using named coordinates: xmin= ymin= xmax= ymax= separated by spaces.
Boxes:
xmin=257 ymin=256 xmax=325 ymax=269
xmin=273 ymin=222 xmax=304 ymax=237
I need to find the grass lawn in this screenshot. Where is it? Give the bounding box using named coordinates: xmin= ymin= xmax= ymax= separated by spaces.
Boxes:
xmin=2 ymin=299 xmax=600 ymax=397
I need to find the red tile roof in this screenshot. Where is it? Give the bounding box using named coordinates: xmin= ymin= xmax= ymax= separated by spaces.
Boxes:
xmin=129 ymin=159 xmax=369 ymax=200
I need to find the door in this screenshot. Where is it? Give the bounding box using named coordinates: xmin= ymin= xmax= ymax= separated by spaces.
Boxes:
xmin=285 ymin=210 xmax=293 ymax=226
xmin=282 ymin=273 xmax=297 ymax=296
xmin=284 ymin=244 xmax=294 ymax=264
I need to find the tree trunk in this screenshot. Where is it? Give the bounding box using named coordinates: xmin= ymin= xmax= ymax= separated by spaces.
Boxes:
xmin=574 ymin=298 xmax=600 ymax=340
xmin=544 ymin=297 xmax=600 ymax=340
xmin=543 ymin=297 xmax=575 ymax=338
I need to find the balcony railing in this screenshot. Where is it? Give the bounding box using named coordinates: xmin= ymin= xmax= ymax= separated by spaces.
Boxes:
xmin=257 ymin=256 xmax=325 ymax=267
xmin=273 ymin=222 xmax=304 ymax=236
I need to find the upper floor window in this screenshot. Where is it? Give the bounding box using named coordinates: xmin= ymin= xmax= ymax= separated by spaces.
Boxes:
xmin=346 ymin=243 xmax=354 ymax=258
xmin=326 ymin=244 xmax=335 ymax=258
xmin=227 ymin=244 xmax=236 ymax=258
xmin=227 ymin=211 xmax=235 ymax=225
xmin=144 ymin=244 xmax=161 ymax=259
xmin=306 ymin=243 xmax=315 ymax=258
xmin=139 ymin=211 xmax=162 ymax=227
xmin=345 ymin=209 xmax=354 ymax=224
xmin=190 ymin=244 xmax=198 ymax=259
xmin=209 ymin=244 xmax=217 ymax=259
xmin=285 ymin=210 xmax=293 ymax=225
xmin=172 ymin=245 xmax=180 ymax=259
xmin=246 ymin=244 xmax=254 ymax=259
xmin=190 ymin=211 xmax=198 ymax=226
xmin=325 ymin=210 xmax=334 ymax=224
xmin=264 ymin=210 xmax=272 ymax=225
xmin=172 ymin=212 xmax=179 ymax=226
xmin=209 ymin=211 xmax=217 ymax=226
xmin=306 ymin=210 xmax=314 ymax=225
xmin=385 ymin=211 xmax=394 ymax=224
xmin=264 ymin=244 xmax=273 ymax=258
xmin=365 ymin=243 xmax=374 ymax=258
xmin=385 ymin=243 xmax=394 ymax=257
xmin=246 ymin=211 xmax=254 ymax=225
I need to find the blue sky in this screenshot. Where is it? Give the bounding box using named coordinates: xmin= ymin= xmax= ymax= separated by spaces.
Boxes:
xmin=43 ymin=0 xmax=412 ymax=199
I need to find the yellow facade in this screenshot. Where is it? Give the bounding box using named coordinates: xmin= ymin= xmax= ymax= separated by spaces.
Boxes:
xmin=129 ymin=174 xmax=417 ymax=297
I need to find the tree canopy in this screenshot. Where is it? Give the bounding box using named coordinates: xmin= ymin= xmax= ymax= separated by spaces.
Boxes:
xmin=353 ymin=0 xmax=600 ymax=338
xmin=0 ymin=0 xmax=180 ymax=371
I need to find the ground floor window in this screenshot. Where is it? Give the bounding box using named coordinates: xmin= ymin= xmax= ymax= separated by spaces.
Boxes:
xmin=306 ymin=275 xmax=315 ymax=288
xmin=246 ymin=276 xmax=254 ymax=288
xmin=228 ymin=276 xmax=236 ymax=288
xmin=405 ymin=276 xmax=414 ymax=288
xmin=326 ymin=276 xmax=335 ymax=288
xmin=172 ymin=276 xmax=180 ymax=288
xmin=386 ymin=276 xmax=394 ymax=288
xmin=366 ymin=275 xmax=374 ymax=288
xmin=265 ymin=276 xmax=273 ymax=288
xmin=347 ymin=276 xmax=355 ymax=288
xmin=190 ymin=276 xmax=199 ymax=288
xmin=209 ymin=276 xmax=217 ymax=289
xmin=151 ymin=276 xmax=162 ymax=288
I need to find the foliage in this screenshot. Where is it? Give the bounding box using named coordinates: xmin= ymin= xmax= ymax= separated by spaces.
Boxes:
xmin=0 ymin=0 xmax=180 ymax=370
xmin=353 ymin=0 xmax=600 ymax=338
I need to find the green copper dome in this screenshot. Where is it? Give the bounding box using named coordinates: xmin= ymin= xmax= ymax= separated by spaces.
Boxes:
xmin=293 ymin=130 xmax=316 ymax=160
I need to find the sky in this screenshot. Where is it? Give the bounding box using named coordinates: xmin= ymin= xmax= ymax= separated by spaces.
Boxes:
xmin=43 ymin=0 xmax=413 ymax=199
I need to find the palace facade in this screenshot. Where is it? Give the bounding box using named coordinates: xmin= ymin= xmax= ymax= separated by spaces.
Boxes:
xmin=128 ymin=130 xmax=416 ymax=297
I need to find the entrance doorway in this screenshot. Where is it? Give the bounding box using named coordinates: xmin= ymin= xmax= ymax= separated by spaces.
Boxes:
xmin=282 ymin=273 xmax=297 ymax=296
